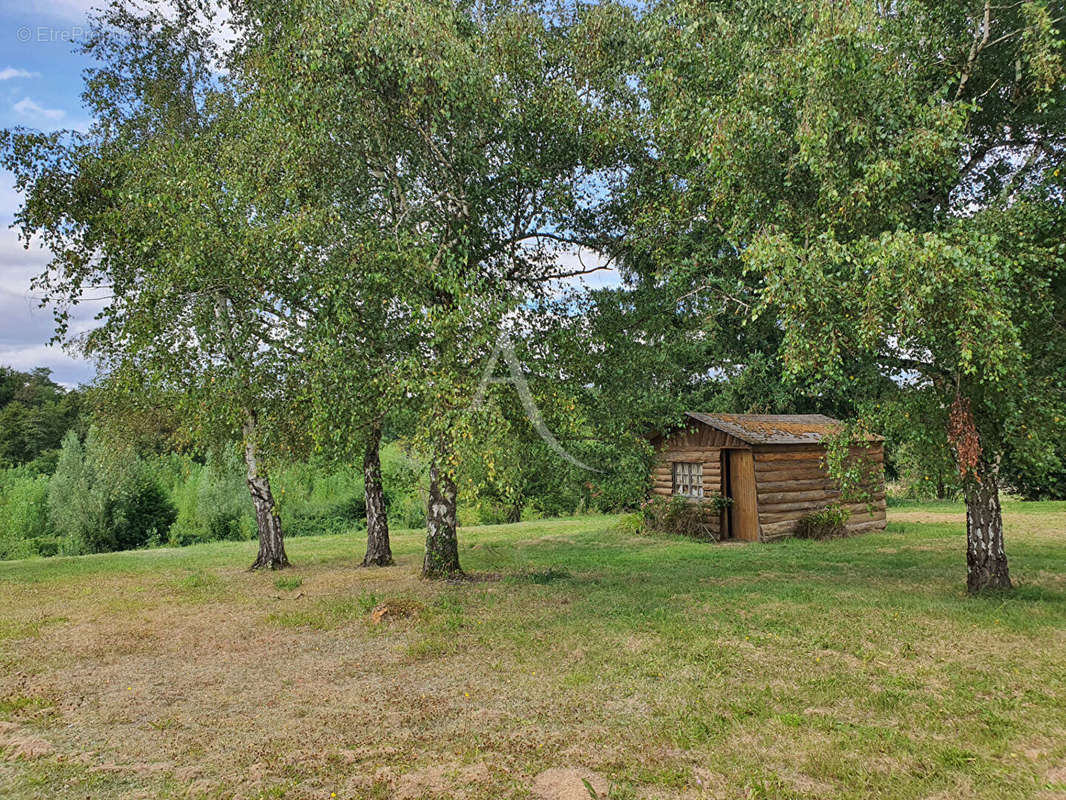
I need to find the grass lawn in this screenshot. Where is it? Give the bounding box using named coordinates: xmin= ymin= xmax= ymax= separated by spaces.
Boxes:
xmin=1 ymin=501 xmax=1064 ymax=799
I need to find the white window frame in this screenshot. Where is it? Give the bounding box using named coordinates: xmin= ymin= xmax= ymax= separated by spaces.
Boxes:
xmin=672 ymin=461 xmax=704 ymax=499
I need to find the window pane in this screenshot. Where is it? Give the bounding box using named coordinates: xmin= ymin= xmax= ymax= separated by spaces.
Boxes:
xmin=672 ymin=461 xmax=704 ymax=498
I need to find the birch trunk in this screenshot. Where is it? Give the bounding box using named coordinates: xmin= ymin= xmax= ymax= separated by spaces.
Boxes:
xmin=361 ymin=423 xmax=393 ymax=567
xmin=243 ymin=416 xmax=289 ymax=571
xmin=964 ymin=462 xmax=1011 ymax=593
xmin=422 ymin=460 xmax=462 ymax=579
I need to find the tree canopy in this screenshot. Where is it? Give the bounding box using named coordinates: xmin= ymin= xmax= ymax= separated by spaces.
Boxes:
xmin=0 ymin=367 xmax=82 ymax=467
xmin=637 ymin=0 xmax=1066 ymax=590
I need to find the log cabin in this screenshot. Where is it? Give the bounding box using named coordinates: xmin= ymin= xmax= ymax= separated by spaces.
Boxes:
xmin=649 ymin=413 xmax=887 ymax=541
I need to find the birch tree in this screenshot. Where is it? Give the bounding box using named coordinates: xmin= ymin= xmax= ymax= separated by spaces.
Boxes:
xmin=639 ymin=0 xmax=1066 ymax=591
xmin=2 ymin=0 xmax=307 ymax=569
xmin=237 ymin=0 xmax=639 ymax=577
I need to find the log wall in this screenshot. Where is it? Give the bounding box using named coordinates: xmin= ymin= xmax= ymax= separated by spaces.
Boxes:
xmin=651 ymin=423 xmax=748 ymax=498
xmin=651 ymin=453 xmax=723 ymax=537
xmin=753 ymin=443 xmax=887 ymax=541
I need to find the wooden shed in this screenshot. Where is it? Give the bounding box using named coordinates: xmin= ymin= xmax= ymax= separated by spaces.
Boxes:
xmin=649 ymin=413 xmax=887 ymax=542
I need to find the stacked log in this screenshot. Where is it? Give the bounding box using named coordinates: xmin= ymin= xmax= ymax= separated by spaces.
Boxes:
xmin=754 ymin=445 xmax=886 ymax=540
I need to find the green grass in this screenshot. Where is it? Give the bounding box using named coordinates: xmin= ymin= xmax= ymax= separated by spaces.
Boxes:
xmin=888 ymin=496 xmax=1066 ymax=516
xmin=273 ymin=575 xmax=304 ymax=591
xmin=0 ymin=504 xmax=1064 ymax=799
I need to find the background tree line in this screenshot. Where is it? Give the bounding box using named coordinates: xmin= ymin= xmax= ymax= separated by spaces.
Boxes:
xmin=0 ymin=362 xmax=648 ymax=561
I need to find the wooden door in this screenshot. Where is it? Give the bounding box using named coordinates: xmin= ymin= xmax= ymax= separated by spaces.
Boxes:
xmin=719 ymin=450 xmax=731 ymax=539
xmin=727 ymin=450 xmax=760 ymax=542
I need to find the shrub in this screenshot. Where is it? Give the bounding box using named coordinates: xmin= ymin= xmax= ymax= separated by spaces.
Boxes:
xmin=586 ymin=446 xmax=654 ymax=513
xmin=381 ymin=442 xmax=426 ymax=528
xmin=168 ymin=449 xmax=254 ymax=546
xmin=0 ymin=468 xmax=52 ymax=559
xmin=171 ymin=526 xmax=212 ymax=548
xmin=795 ymin=505 xmax=851 ymax=540
xmin=890 ymin=440 xmax=961 ymax=501
xmin=282 ymin=492 xmax=366 ymax=537
xmin=102 ymin=479 xmax=178 ymax=552
xmin=1001 ymin=449 xmax=1066 ymax=500
xmin=48 ymin=428 xmax=177 ymax=554
xmin=641 ymin=495 xmax=720 ymax=541
xmin=30 ymin=536 xmax=60 ymax=557
xmin=613 ymin=512 xmax=643 ymax=536
xmin=46 ymin=430 xmax=100 ymax=554
xmin=463 ymin=500 xmax=524 ymax=526
xmin=274 ymin=460 xmax=368 ymax=537
xmin=206 ymin=511 xmax=247 ymax=542
xmin=195 ymin=450 xmax=254 ymax=540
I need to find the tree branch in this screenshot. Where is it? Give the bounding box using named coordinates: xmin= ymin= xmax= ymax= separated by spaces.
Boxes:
xmin=956 ymin=0 xmax=992 ymax=101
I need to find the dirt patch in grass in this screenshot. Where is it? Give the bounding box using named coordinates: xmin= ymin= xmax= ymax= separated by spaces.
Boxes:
xmin=369 ymin=598 xmax=423 ymax=624
xmin=0 ymin=729 xmax=53 ymax=761
xmin=392 ymin=762 xmax=494 ymax=799
xmin=532 ymin=767 xmax=608 ymax=800
xmin=887 ymin=510 xmax=965 ymax=525
xmin=889 ymin=505 xmax=1066 ymax=539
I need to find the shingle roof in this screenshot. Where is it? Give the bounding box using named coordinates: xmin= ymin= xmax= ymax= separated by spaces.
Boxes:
xmin=684 ymin=412 xmax=883 ymax=445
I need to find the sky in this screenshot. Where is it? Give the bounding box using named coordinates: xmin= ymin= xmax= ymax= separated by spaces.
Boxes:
xmin=0 ymin=0 xmax=621 ymax=388
xmin=1 ymin=0 xmax=99 ymax=386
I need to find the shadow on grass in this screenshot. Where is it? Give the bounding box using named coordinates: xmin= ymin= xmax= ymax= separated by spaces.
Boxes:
xmin=506 ymin=567 xmax=573 ymax=585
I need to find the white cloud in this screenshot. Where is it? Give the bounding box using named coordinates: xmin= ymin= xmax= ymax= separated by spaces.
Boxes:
xmin=0 ymin=225 xmax=99 ymax=385
xmin=551 ymin=247 xmax=622 ymax=292
xmin=0 ymin=341 xmax=94 ymax=386
xmin=12 ymin=97 xmax=66 ymax=122
xmin=0 ymin=229 xmax=51 ymax=285
xmin=1 ymin=174 xmax=24 ymax=219
xmin=0 ymin=67 xmax=39 ymax=81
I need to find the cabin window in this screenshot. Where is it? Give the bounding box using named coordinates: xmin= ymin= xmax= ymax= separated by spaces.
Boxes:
xmin=672 ymin=462 xmax=704 ymax=498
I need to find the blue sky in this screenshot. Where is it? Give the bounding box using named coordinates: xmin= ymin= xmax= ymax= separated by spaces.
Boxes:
xmin=1 ymin=0 xmax=98 ymax=386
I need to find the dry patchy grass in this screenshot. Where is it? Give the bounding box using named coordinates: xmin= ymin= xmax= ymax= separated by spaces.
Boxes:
xmin=0 ymin=505 xmax=1064 ymax=799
